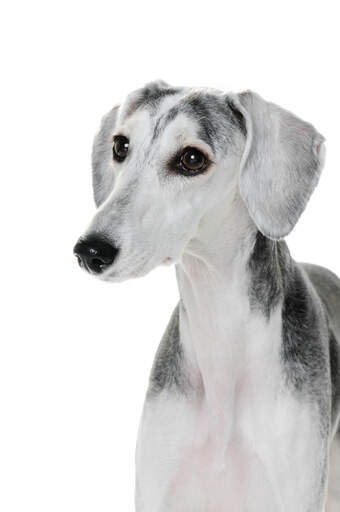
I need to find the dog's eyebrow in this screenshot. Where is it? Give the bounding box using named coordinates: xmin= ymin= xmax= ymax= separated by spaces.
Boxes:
xmin=152 ymin=106 xmax=180 ymax=141
xmin=151 ymin=94 xmax=219 ymax=150
xmin=183 ymin=95 xmax=217 ymax=149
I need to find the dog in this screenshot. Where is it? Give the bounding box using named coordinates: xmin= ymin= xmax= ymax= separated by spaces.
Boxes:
xmin=74 ymin=81 xmax=340 ymax=511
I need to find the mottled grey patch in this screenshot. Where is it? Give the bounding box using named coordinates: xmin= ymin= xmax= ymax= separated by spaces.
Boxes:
xmin=150 ymin=91 xmax=240 ymax=153
xmin=303 ymin=263 xmax=340 ymax=431
xmin=247 ymin=231 xmax=288 ymax=319
xmin=281 ymin=262 xmax=330 ymax=433
xmin=126 ymin=81 xmax=182 ymax=119
xmin=282 ymin=265 xmax=327 ymax=386
xmin=182 ymin=95 xmax=218 ymax=148
xmin=148 ymin=304 xmax=189 ymax=396
xmin=247 ymin=231 xmax=334 ymax=433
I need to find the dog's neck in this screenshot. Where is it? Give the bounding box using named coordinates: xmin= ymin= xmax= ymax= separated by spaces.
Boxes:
xmin=175 ymin=188 xmax=286 ymax=418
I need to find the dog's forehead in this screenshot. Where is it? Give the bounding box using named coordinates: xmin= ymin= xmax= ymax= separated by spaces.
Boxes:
xmin=122 ymin=82 xmax=185 ymax=118
xmin=118 ymin=84 xmax=234 ymax=150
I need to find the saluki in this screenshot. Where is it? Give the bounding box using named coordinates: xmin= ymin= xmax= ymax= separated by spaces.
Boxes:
xmin=74 ymin=81 xmax=340 ymax=511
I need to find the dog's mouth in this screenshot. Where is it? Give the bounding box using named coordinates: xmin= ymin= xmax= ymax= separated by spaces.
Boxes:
xmin=88 ymin=252 xmax=176 ymax=283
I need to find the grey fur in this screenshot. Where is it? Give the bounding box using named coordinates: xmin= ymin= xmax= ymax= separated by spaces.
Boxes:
xmin=148 ymin=304 xmax=190 ymax=396
xmin=282 ymin=263 xmax=330 ymax=433
xmin=121 ymin=81 xmax=242 ymax=153
xmin=247 ymin=231 xmax=288 ymax=319
xmin=181 ymin=93 xmax=240 ymax=151
xmin=329 ymin=330 xmax=340 ymax=427
xmin=247 ymin=232 xmax=338 ymax=433
xmin=303 ymin=264 xmax=340 ymax=429
xmin=123 ymin=80 xmax=182 ymax=120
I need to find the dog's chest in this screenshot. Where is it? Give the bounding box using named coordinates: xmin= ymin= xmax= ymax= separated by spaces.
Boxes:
xmin=163 ymin=396 xmax=284 ymax=511
xmin=136 ymin=371 xmax=316 ymax=512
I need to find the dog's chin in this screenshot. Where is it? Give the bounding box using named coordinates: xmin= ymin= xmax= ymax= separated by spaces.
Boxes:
xmin=97 ymin=255 xmax=177 ymax=283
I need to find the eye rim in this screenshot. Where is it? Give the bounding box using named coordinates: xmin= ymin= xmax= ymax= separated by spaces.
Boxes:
xmin=112 ymin=135 xmax=129 ymax=162
xmin=170 ymin=146 xmax=211 ymax=176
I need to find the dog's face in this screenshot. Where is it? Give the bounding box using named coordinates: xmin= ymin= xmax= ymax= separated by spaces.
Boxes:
xmin=74 ymin=81 xmax=325 ymax=281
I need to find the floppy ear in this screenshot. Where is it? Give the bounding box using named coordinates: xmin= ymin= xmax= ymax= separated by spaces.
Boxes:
xmin=231 ymin=91 xmax=325 ymax=240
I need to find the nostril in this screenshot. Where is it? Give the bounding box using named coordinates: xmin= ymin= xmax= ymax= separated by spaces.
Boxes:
xmin=73 ymin=236 xmax=119 ymax=274
xmin=90 ymin=257 xmax=106 ymax=273
xmin=92 ymin=258 xmax=104 ymax=266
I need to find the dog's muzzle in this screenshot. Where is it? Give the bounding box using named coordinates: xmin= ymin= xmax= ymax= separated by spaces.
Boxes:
xmin=73 ymin=235 xmax=119 ymax=274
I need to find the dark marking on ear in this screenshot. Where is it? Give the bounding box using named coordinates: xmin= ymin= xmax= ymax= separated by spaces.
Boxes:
xmin=329 ymin=329 xmax=340 ymax=426
xmin=247 ymin=231 xmax=287 ymax=319
xmin=148 ymin=304 xmax=189 ymax=396
xmin=227 ymin=99 xmax=247 ymax=137
xmin=184 ymin=95 xmax=217 ymax=149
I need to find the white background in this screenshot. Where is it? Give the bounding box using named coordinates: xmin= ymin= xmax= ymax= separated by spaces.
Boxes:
xmin=1 ymin=1 xmax=339 ymax=510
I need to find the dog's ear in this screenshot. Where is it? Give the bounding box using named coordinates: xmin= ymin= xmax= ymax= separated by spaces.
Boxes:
xmin=92 ymin=105 xmax=119 ymax=207
xmin=230 ymin=91 xmax=325 ymax=240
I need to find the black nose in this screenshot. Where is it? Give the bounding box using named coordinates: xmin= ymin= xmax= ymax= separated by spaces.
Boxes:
xmin=73 ymin=236 xmax=118 ymax=274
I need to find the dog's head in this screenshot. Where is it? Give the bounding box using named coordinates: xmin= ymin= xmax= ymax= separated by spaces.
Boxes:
xmin=74 ymin=80 xmax=325 ymax=281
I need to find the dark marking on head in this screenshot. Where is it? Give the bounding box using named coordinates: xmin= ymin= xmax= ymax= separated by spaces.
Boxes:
xmin=247 ymin=231 xmax=288 ymax=319
xmin=150 ymin=91 xmax=238 ymax=153
xmin=148 ymin=304 xmax=190 ymax=396
xmin=152 ymin=105 xmax=180 ymax=141
xmin=183 ymin=95 xmax=217 ymax=148
xmin=126 ymin=82 xmax=182 ymax=118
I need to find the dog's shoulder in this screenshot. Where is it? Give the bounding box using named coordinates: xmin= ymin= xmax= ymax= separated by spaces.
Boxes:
xmin=301 ymin=262 xmax=340 ymax=430
xmin=301 ymin=263 xmax=340 ymax=333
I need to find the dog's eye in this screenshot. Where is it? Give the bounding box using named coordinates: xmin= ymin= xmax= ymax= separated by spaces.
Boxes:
xmin=178 ymin=147 xmax=208 ymax=176
xmin=113 ymin=135 xmax=129 ymax=162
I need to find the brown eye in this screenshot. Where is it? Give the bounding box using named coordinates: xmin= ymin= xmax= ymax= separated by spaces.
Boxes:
xmin=179 ymin=147 xmax=207 ymax=175
xmin=113 ymin=135 xmax=129 ymax=162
